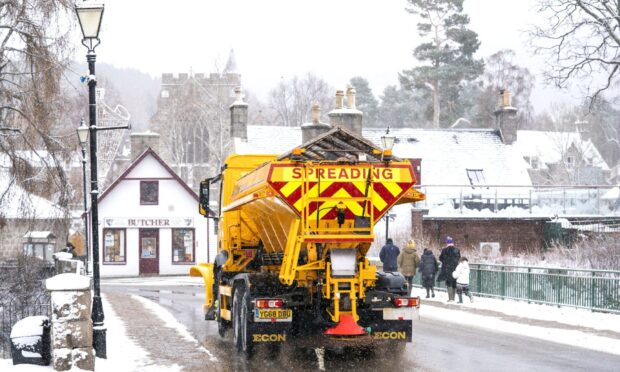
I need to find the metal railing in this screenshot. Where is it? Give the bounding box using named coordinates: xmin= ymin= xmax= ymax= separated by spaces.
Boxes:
xmin=415 ymin=184 xmax=618 ymax=216
xmin=409 ymin=263 xmax=620 ymax=313
xmin=0 ymin=291 xmax=50 ymax=358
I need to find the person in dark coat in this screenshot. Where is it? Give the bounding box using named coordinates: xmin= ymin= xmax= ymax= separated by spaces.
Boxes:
xmin=419 ymin=248 xmax=439 ymax=298
xmin=439 ymin=236 xmax=460 ymax=302
xmin=379 ymin=238 xmax=400 ymax=272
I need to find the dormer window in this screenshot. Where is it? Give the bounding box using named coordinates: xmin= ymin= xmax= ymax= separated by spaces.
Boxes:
xmin=566 ymin=156 xmax=575 ymax=169
xmin=466 ymin=169 xmax=486 ymax=188
xmin=531 ymin=156 xmax=539 ymax=170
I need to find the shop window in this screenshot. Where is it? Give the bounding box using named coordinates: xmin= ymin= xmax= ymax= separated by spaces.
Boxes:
xmin=103 ymin=229 xmax=126 ymax=263
xmin=140 ymin=180 xmax=159 ymax=205
xmin=172 ymin=229 xmax=194 ymax=263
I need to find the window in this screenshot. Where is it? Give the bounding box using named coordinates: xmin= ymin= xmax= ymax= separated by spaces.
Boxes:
xmin=103 ymin=229 xmax=126 ymax=263
xmin=530 ymin=156 xmax=539 ymax=170
xmin=466 ymin=169 xmax=487 ymax=188
xmin=172 ymin=229 xmax=194 ymax=263
xmin=566 ymin=156 xmax=575 ymax=169
xmin=161 ymin=90 xmax=169 ymax=98
xmin=140 ymin=181 xmax=159 ymax=205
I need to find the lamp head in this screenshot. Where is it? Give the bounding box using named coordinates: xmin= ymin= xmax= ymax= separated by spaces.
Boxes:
xmin=75 ymin=1 xmax=104 ymax=49
xmin=77 ymin=118 xmax=89 ymax=146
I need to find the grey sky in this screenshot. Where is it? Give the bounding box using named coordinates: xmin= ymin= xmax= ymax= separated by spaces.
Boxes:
xmin=75 ymin=0 xmax=576 ymax=112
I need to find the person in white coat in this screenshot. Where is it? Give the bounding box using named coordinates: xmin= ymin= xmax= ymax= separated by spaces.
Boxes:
xmin=452 ymin=257 xmax=473 ymax=303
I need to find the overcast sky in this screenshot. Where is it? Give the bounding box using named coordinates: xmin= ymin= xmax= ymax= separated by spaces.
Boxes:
xmin=74 ymin=0 xmax=577 ymax=112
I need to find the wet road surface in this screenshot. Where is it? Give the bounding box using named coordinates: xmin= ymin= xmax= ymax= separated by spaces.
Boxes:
xmin=103 ymin=283 xmax=620 ymax=372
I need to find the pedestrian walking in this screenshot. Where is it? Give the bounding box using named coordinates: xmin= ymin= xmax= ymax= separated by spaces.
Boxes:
xmin=452 ymin=257 xmax=474 ymax=303
xmin=398 ymin=239 xmax=420 ymax=292
xmin=439 ymin=236 xmax=460 ymax=302
xmin=379 ymin=238 xmax=400 ymax=272
xmin=419 ymin=247 xmax=439 ymax=298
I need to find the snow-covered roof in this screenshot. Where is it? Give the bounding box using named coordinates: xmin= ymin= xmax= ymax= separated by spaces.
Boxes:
xmin=364 ymin=127 xmax=532 ymax=188
xmin=233 ymin=125 xmax=532 ymax=192
xmin=0 ymin=171 xmax=66 ymax=219
xmin=23 ymin=231 xmax=56 ymax=239
xmin=514 ymin=130 xmax=610 ymax=171
xmin=233 ymin=126 xmax=301 ymax=155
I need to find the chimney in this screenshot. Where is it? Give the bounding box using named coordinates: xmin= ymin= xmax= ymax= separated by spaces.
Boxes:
xmin=494 ymin=89 xmax=518 ymax=145
xmin=230 ymin=86 xmax=248 ymax=141
xmin=575 ymin=120 xmax=590 ymax=141
xmin=328 ymin=87 xmax=363 ymax=135
xmin=130 ymin=131 xmax=161 ymax=161
xmin=301 ymin=104 xmax=331 ymax=144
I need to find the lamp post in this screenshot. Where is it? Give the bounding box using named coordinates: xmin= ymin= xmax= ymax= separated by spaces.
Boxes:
xmin=76 ymin=119 xmax=90 ymax=275
xmin=380 ymin=126 xmax=395 ymax=243
xmin=75 ymin=0 xmax=106 ymax=358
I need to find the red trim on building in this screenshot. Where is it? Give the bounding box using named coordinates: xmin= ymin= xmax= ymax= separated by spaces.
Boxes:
xmin=98 ymin=147 xmax=199 ymax=204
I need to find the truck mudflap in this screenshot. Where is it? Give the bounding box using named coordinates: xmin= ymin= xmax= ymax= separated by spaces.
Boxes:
xmin=366 ymin=319 xmax=413 ymax=342
xmin=249 ymin=322 xmax=291 ymax=344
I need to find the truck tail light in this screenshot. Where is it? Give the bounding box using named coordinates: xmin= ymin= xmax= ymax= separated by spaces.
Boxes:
xmin=393 ymin=297 xmax=420 ymax=307
xmin=255 ymin=298 xmax=284 ymax=308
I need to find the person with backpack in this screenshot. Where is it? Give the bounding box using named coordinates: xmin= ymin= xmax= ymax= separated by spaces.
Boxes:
xmin=379 ymin=238 xmax=400 ymax=272
xmin=419 ymin=247 xmax=439 ymax=298
xmin=439 ymin=236 xmax=460 ymax=302
xmin=398 ymin=239 xmax=420 ymax=293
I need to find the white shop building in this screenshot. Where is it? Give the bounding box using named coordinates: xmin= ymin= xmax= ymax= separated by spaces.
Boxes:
xmin=94 ymin=147 xmax=215 ymax=277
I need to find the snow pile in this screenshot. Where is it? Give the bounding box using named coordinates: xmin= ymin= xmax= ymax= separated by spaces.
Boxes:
xmin=45 ymin=274 xmax=90 ymax=291
xmin=10 ymin=316 xmax=47 ymax=339
xmin=53 ymin=252 xmax=73 ymax=260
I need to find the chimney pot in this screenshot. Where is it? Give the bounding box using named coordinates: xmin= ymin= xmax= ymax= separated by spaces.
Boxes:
xmin=311 ymin=104 xmax=321 ymax=124
xmin=346 ymin=87 xmax=356 ymax=109
xmin=335 ymin=90 xmax=344 ymax=109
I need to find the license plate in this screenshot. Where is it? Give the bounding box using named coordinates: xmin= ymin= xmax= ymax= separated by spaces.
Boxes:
xmin=383 ymin=307 xmax=419 ymax=321
xmin=254 ymin=309 xmax=292 ymax=322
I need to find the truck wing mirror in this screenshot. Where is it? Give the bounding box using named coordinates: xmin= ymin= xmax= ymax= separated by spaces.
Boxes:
xmin=199 ymin=180 xmax=211 ymax=217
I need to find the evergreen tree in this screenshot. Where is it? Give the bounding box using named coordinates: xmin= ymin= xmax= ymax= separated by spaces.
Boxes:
xmin=378 ymin=85 xmax=428 ymax=128
xmin=349 ymin=77 xmax=379 ymax=127
xmin=400 ymin=0 xmax=484 ymax=128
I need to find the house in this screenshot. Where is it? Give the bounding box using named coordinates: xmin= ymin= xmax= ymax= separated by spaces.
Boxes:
xmin=93 ymin=142 xmax=215 ymax=277
xmin=225 ymin=88 xmax=543 ymax=253
xmin=513 ymin=130 xmax=610 ymax=185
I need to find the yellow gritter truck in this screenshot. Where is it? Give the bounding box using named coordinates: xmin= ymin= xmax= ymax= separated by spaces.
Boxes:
xmin=190 ymin=127 xmax=425 ymax=355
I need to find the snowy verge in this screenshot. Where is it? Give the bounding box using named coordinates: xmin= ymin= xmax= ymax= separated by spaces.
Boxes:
xmin=102 ymin=276 xmax=203 ymax=287
xmin=412 ymin=287 xmax=620 ymax=333
xmin=414 ymin=288 xmax=620 ymax=355
xmin=131 ymin=295 xmax=217 ymax=362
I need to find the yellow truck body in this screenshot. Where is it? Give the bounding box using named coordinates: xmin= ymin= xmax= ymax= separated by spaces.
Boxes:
xmin=190 ymin=127 xmax=425 ymax=355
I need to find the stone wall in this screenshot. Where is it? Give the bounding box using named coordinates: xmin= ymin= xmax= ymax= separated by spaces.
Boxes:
xmin=419 ymin=216 xmax=547 ymax=254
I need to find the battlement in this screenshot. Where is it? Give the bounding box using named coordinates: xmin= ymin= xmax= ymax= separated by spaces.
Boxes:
xmin=161 ymin=71 xmax=241 ymax=86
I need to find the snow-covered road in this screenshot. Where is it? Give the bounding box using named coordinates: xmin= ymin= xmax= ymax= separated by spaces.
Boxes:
xmin=101 ymin=276 xmax=620 ymax=372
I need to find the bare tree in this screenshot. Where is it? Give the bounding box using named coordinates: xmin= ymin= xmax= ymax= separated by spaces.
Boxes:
xmin=0 ymin=1 xmax=74 ymax=219
xmin=531 ymin=0 xmax=620 ymax=105
xmin=268 ymin=73 xmax=333 ymax=127
xmin=476 ymin=50 xmax=535 ymax=128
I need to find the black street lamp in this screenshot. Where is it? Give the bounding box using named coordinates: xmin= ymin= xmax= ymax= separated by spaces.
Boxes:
xmin=76 ymin=119 xmax=90 ymax=275
xmin=75 ymin=0 xmax=106 ymax=358
xmin=380 ymin=126 xmax=395 ymax=243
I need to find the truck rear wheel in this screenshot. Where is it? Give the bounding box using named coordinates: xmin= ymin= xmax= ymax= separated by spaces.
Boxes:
xmin=240 ymin=290 xmax=254 ymax=356
xmin=232 ymin=286 xmax=244 ymax=351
